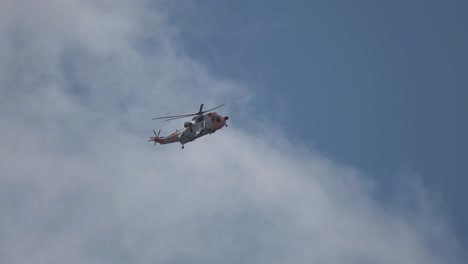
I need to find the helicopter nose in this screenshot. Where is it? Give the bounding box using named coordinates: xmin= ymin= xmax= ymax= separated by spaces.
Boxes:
xmin=224 ymin=116 xmax=229 ymax=120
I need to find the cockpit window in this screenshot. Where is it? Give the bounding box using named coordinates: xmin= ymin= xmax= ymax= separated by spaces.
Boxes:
xmin=210 ymin=114 xmax=222 ymax=122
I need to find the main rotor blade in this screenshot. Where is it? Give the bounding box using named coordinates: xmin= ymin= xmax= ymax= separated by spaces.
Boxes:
xmin=152 ymin=113 xmax=195 ymax=120
xmin=152 ymin=95 xmax=247 ymax=121
xmin=201 ymin=95 xmax=248 ymax=113
xmin=198 ymin=104 xmax=204 ymax=114
xmin=164 ymin=116 xmax=194 ymax=121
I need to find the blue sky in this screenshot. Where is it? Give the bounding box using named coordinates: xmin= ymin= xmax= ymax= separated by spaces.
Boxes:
xmin=166 ymin=0 xmax=468 ymax=246
xmin=0 ymin=0 xmax=467 ymax=263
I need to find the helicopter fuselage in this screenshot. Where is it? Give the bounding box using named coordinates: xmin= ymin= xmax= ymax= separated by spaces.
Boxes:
xmin=150 ymin=112 xmax=228 ymax=148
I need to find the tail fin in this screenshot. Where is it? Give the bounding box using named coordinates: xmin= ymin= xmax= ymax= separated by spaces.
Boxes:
xmin=149 ymin=130 xmax=163 ymax=145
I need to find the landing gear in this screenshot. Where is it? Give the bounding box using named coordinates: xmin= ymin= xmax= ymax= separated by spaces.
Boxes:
xmin=182 ymin=145 xmax=184 ymax=149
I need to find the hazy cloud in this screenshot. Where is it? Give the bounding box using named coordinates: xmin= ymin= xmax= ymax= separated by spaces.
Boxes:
xmin=0 ymin=1 xmax=463 ymax=263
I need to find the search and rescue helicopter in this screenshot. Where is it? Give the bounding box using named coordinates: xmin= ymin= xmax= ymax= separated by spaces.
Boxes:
xmin=149 ymin=96 xmax=245 ymax=149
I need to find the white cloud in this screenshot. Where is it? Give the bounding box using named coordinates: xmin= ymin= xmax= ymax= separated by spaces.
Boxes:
xmin=0 ymin=0 xmax=463 ymax=263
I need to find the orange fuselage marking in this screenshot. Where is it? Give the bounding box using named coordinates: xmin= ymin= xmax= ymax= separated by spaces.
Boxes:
xmin=212 ymin=117 xmax=225 ymax=131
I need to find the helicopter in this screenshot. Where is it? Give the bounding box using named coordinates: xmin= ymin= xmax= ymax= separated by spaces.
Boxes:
xmin=149 ymin=96 xmax=246 ymax=149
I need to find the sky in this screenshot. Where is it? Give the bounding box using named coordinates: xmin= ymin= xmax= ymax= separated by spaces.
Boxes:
xmin=0 ymin=0 xmax=467 ymax=263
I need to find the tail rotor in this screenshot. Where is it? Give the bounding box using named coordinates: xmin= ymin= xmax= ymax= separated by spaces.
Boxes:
xmin=149 ymin=130 xmax=162 ymax=145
